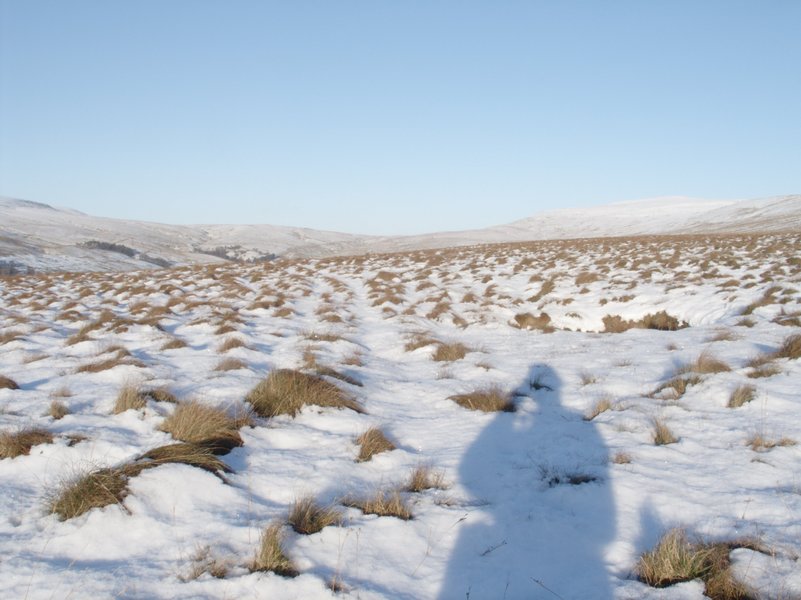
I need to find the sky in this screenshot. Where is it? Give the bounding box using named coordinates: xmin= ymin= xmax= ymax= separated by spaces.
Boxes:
xmin=1 ymin=1 xmax=800 ymax=235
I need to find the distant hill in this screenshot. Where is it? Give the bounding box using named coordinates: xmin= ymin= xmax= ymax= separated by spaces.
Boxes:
xmin=0 ymin=194 xmax=798 ymax=273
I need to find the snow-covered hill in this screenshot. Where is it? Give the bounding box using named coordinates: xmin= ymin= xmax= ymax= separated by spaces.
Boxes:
xmin=1 ymin=195 xmax=799 ymax=273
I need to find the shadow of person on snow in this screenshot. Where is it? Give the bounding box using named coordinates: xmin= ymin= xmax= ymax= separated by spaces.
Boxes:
xmin=438 ymin=364 xmax=615 ymax=599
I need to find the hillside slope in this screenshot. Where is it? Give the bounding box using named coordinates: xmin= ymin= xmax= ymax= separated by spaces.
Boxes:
xmin=1 ymin=195 xmax=799 ymax=272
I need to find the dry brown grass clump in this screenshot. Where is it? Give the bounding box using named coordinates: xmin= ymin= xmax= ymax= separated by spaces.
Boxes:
xmin=251 ymin=522 xmax=298 ymax=577
xmin=652 ymin=418 xmax=679 ymax=445
xmin=584 ymin=397 xmax=613 ymax=421
xmin=137 ymin=443 xmax=232 ymax=475
xmin=449 ymin=385 xmax=515 ymax=412
xmin=113 ymin=384 xmax=148 ymax=414
xmin=246 ymin=369 xmax=363 ymax=418
xmin=356 ymin=427 xmax=396 ymax=462
xmin=0 ymin=427 xmax=54 ymax=459
xmin=160 ymin=400 xmax=243 ymax=454
xmin=345 ymin=490 xmax=413 ymax=520
xmin=404 ymin=465 xmax=446 ymax=492
xmin=184 ymin=546 xmax=229 ymax=580
xmin=512 ymin=312 xmax=554 ymax=332
xmin=144 ymin=387 xmax=178 ymax=404
xmin=49 ymin=466 xmax=131 ymax=520
xmin=288 ymin=495 xmax=343 ymax=534
xmin=637 ymin=528 xmax=758 ymax=599
xmin=217 ymin=336 xmax=247 ymax=353
xmin=0 ymin=375 xmax=19 ymax=390
xmin=691 ymin=351 xmax=731 ymax=374
xmin=432 ymin=342 xmax=470 ymax=362
xmin=747 ymin=433 xmax=796 ymax=452
xmin=653 ymin=374 xmax=702 ymax=399
xmin=727 ymin=385 xmax=756 ymax=408
xmin=49 ymin=399 xmax=69 ymax=420
xmin=160 ymin=337 xmax=188 ymax=350
xmin=772 ymin=333 xmax=801 ymax=360
xmin=612 ymin=452 xmax=632 ymax=464
xmin=214 ymin=357 xmax=248 ymax=372
xmin=404 ymin=333 xmax=440 ymax=352
xmin=602 ymin=311 xmax=685 ymax=333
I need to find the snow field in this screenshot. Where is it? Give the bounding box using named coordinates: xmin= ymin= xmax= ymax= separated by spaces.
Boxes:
xmin=0 ymin=232 xmax=800 ymax=599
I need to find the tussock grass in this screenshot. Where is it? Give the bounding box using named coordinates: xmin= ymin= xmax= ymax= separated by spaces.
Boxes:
xmin=449 ymin=385 xmax=515 ymax=412
xmin=214 ymin=357 xmax=248 ymax=372
xmin=49 ymin=466 xmax=131 ymax=520
xmin=246 ymin=369 xmax=363 ymax=418
xmin=603 ymin=311 xmax=686 ymax=333
xmin=746 ymin=364 xmax=782 ymax=379
xmin=637 ymin=528 xmax=759 ymax=599
xmin=579 ymin=371 xmax=598 ymax=385
xmin=691 ymin=351 xmax=731 ymax=374
xmin=138 ymin=443 xmax=232 ymax=474
xmin=288 ymin=495 xmax=344 ymax=534
xmin=512 ymin=312 xmax=554 ymax=332
xmin=728 ymin=385 xmax=756 ymax=408
xmin=0 ymin=427 xmax=54 ymax=459
xmin=584 ymin=397 xmax=613 ymax=421
xmin=160 ymin=400 xmax=243 ymax=454
xmin=772 ymin=333 xmax=801 ymax=360
xmin=404 ymin=333 xmax=440 ymax=352
xmin=747 ymin=433 xmax=796 ymax=452
xmin=0 ymin=375 xmax=19 ymax=390
xmin=612 ymin=452 xmax=632 ymax=464
xmin=217 ymin=336 xmax=247 ymax=353
xmin=49 ymin=399 xmax=69 ymax=420
xmin=528 ymin=279 xmax=555 ymax=302
xmin=251 ymin=522 xmax=298 ymax=577
xmin=185 ymin=546 xmax=229 ymax=580
xmin=345 ymin=490 xmax=413 ymax=520
xmin=653 ymin=374 xmax=702 ymax=399
xmin=404 ymin=465 xmax=446 ymax=492
xmin=652 ymin=418 xmax=678 ymax=445
xmin=356 ymin=427 xmax=396 ymax=462
xmin=313 ymin=365 xmax=363 ymax=387
xmin=144 ymin=387 xmax=178 ymax=404
xmin=113 ymin=384 xmax=148 ymax=414
xmin=432 ymin=342 xmax=470 ymax=362
xmin=160 ymin=337 xmax=187 ymax=350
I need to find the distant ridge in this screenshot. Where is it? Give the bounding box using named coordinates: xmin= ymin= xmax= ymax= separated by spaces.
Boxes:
xmin=0 ymin=194 xmax=798 ymax=273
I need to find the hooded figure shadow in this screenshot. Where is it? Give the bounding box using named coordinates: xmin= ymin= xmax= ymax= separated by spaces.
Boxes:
xmin=438 ymin=365 xmax=615 ymax=599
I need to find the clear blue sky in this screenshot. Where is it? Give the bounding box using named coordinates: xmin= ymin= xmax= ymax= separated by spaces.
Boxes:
xmin=1 ymin=1 xmax=799 ymax=234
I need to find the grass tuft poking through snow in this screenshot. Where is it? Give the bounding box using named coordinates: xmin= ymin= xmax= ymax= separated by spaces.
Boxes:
xmin=0 ymin=375 xmax=19 ymax=390
xmin=584 ymin=397 xmax=613 ymax=420
xmin=652 ymin=418 xmax=679 ymax=445
xmin=49 ymin=466 xmax=131 ymax=520
xmin=137 ymin=443 xmax=233 ymax=475
xmin=113 ymin=384 xmax=148 ymax=414
xmin=159 ymin=400 xmax=242 ymax=454
xmin=356 ymin=427 xmax=396 ymax=462
xmin=728 ymin=385 xmax=756 ymax=408
xmin=287 ymin=495 xmax=343 ymax=534
xmin=404 ymin=465 xmax=446 ymax=492
xmin=251 ymin=522 xmax=298 ymax=577
xmin=432 ymin=342 xmax=470 ymax=362
xmin=772 ymin=333 xmax=801 ymax=360
xmin=245 ymin=369 xmax=363 ymax=417
xmin=0 ymin=427 xmax=54 ymax=459
xmin=345 ymin=489 xmax=413 ymax=520
xmin=637 ymin=528 xmax=759 ymax=600
xmin=449 ymin=385 xmax=515 ymax=412
xmin=48 ymin=399 xmax=69 ymax=420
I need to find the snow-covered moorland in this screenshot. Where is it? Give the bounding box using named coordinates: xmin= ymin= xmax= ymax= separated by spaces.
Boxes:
xmin=1 ymin=232 xmax=799 ymax=599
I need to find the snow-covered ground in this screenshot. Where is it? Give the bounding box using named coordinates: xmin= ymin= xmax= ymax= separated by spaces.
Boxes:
xmin=1 ymin=232 xmax=799 ymax=599
xmin=2 ymin=195 xmax=799 ymax=273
